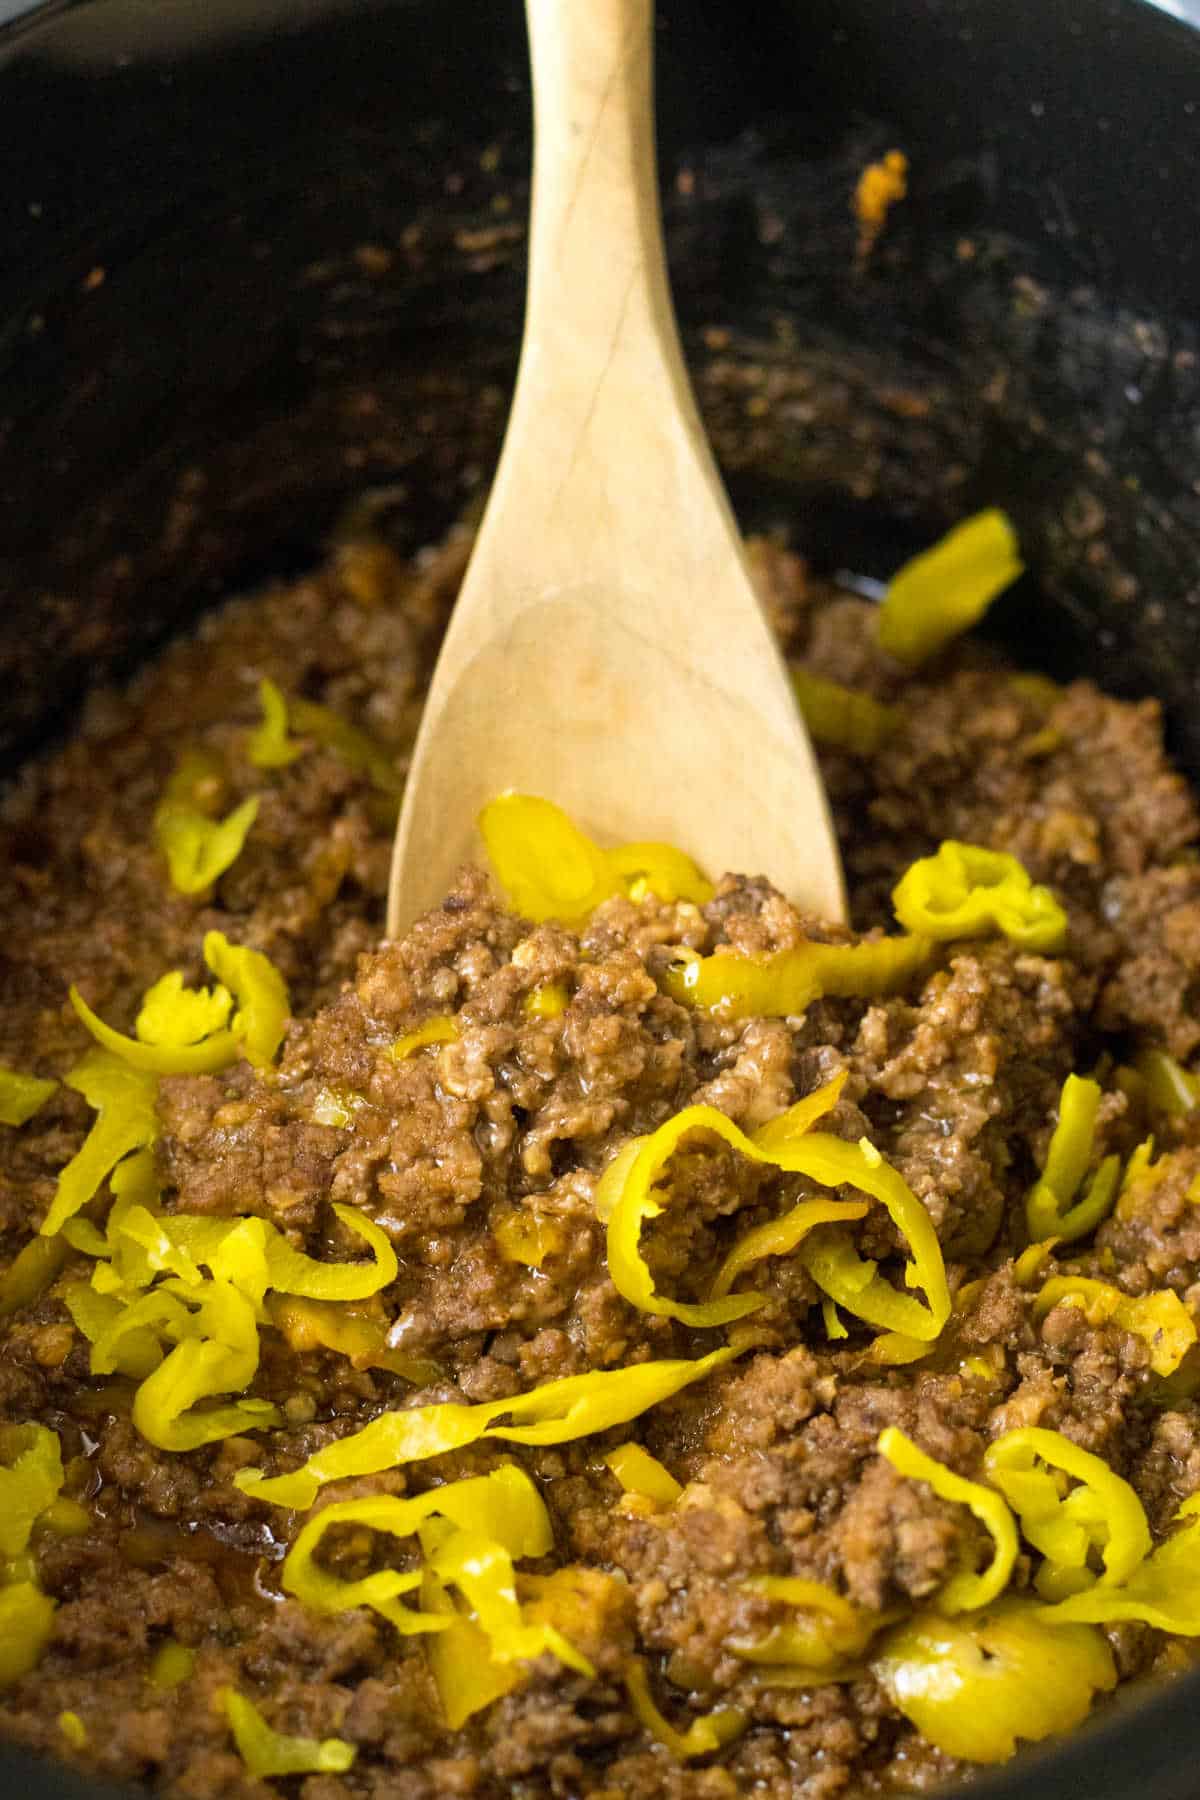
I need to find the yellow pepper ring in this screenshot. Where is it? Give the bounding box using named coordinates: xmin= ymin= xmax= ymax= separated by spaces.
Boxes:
xmin=984 ymin=1426 xmax=1152 ymax=1591
xmin=878 ymin=1427 xmax=1018 ymax=1613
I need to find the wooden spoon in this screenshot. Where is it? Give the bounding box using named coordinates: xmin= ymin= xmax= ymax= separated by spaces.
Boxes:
xmin=387 ymin=0 xmax=844 ymax=934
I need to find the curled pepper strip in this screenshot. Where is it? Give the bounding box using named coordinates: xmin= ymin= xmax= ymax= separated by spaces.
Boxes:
xmin=872 ymin=1598 xmax=1115 ymax=1765
xmin=0 ymin=1423 xmax=64 ymax=1558
xmin=480 ymin=793 xmax=713 ymax=926
xmin=173 ymin=1206 xmax=393 ymax=1302
xmin=267 ymin=1296 xmax=439 ymax=1385
xmin=624 ymin=1658 xmax=746 ymax=1761
xmin=283 ymin=1466 xmax=593 ymax=1694
xmin=422 ymin=1569 xmax=519 ymax=1728
xmin=202 ymin=932 xmax=290 ymax=1068
xmin=68 ymin=935 xmax=289 ymax=1079
xmin=663 ymin=933 xmax=931 ymax=1022
xmin=891 ymin=841 xmax=1067 ymax=953
xmin=733 ymin=1576 xmax=880 ymax=1669
xmin=220 ymin=1688 xmax=355 ymax=1779
xmin=0 ymin=1068 xmax=57 ymax=1127
xmin=789 ymin=667 xmax=898 ymax=757
xmin=595 ymin=1073 xmax=862 ymax=1326
xmin=1033 ymin=1276 xmax=1196 ymax=1377
xmin=247 ymin=678 xmax=305 ymax=769
xmin=983 ymin=1427 xmax=1152 ymax=1601
xmin=1026 ymin=1075 xmax=1120 ymax=1244
xmin=131 ymin=1274 xmax=283 ymax=1452
xmin=284 ymin=1467 xmax=548 ymax=1630
xmin=429 ymin=1525 xmax=594 ymax=1674
xmin=69 ymin=986 xmax=240 ymax=1077
xmin=878 ymin=1428 xmax=1018 ymax=1614
xmin=0 ymin=1236 xmax=72 ymax=1321
xmin=875 ymin=508 xmax=1024 ymax=667
xmin=710 ymin=1199 xmax=867 ymax=1303
xmin=289 ymin=695 xmax=404 ymax=797
xmin=40 ymin=1050 xmax=159 ymax=1238
xmin=1038 ymin=1493 xmax=1200 ymax=1633
xmin=793 ymin=1142 xmax=951 ymax=1346
xmin=235 ymin=1347 xmax=737 ymax=1510
xmin=153 ymin=751 xmax=259 ymax=897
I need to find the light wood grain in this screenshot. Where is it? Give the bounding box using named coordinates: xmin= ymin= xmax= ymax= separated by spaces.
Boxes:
xmin=387 ymin=0 xmax=844 ymax=935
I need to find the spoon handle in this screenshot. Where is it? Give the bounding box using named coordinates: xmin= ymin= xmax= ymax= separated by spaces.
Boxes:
xmin=504 ymin=0 xmax=728 ymax=593
xmin=521 ymin=0 xmax=680 ymax=406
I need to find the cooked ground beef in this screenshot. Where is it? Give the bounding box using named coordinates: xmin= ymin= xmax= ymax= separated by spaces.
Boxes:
xmin=3 ymin=522 xmax=1200 ymax=1799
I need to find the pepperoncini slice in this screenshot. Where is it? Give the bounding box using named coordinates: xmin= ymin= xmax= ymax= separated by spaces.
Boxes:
xmin=202 ymin=932 xmax=290 ymax=1068
xmin=0 ymin=1424 xmax=64 ymax=1557
xmin=0 ymin=1581 xmax=57 ymax=1689
xmin=493 ymin=1207 xmax=565 ymax=1269
xmin=282 ymin=1466 xmax=591 ymax=1677
xmin=69 ymin=986 xmax=240 ymax=1076
xmin=1038 ymin=1493 xmax=1200 ymax=1633
xmin=235 ymin=1347 xmax=737 ymax=1510
xmin=479 ymin=794 xmax=713 ymax=925
xmin=220 ymin=1688 xmax=356 ymax=1779
xmin=595 ymin=1111 xmax=770 ymax=1328
xmin=789 ymin=667 xmax=899 ymax=756
xmin=1134 ymin=1047 xmax=1199 ymax=1117
xmin=891 ymin=841 xmax=1067 ymax=953
xmin=663 ymin=933 xmax=931 ymax=1022
xmin=63 ymin=1282 xmax=165 ymax=1380
xmin=875 ymin=509 xmax=1024 ymax=667
xmin=1033 ymin=1276 xmax=1196 ymax=1377
xmin=0 ymin=1068 xmax=57 ymax=1127
xmin=390 ymin=1016 xmax=458 ymax=1061
xmin=822 ymin=1298 xmax=849 ymax=1341
xmin=1026 ymin=1075 xmax=1120 ymax=1244
xmin=430 ymin=1525 xmax=594 ymax=1674
xmin=872 ymin=1597 xmax=1115 ymax=1764
xmin=878 ymin=1428 xmax=1018 ymax=1613
xmin=154 ymin=752 xmax=259 ymax=897
xmin=604 ymin=1443 xmax=683 ymax=1505
xmin=260 ymin=1204 xmax=397 ymax=1302
xmin=288 ymin=694 xmax=404 ymax=796
xmin=594 ymin=1073 xmax=934 ymax=1333
xmin=787 ymin=1136 xmax=951 ymax=1346
xmin=40 ymin=1050 xmax=159 ymax=1238
xmin=624 ymin=1658 xmax=746 ymax=1760
xmin=0 ymin=1235 xmax=71 ymax=1321
xmin=734 ymin=1577 xmax=880 ymax=1668
xmin=129 ymin=1258 xmax=283 ymax=1451
xmin=267 ymin=1295 xmax=438 ymax=1384
xmin=1116 ymin=1136 xmax=1165 ymax=1221
xmin=710 ymin=1198 xmax=868 ymax=1302
xmin=133 ymin=1204 xmax=396 ymax=1303
xmin=68 ymin=937 xmax=287 ymax=1082
xmin=984 ymin=1427 xmax=1152 ymax=1600
xmin=423 ymin=1568 xmax=521 ymax=1727
xmin=247 ymin=678 xmax=305 ymax=769
xmin=749 ymin=1068 xmax=850 ymax=1149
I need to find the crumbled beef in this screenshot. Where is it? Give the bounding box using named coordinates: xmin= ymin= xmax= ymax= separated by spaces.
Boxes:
xmin=4 ymin=529 xmax=1200 ymax=1799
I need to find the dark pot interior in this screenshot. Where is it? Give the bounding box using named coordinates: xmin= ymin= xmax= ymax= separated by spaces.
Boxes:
xmin=2 ymin=0 xmax=1200 ymax=1794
